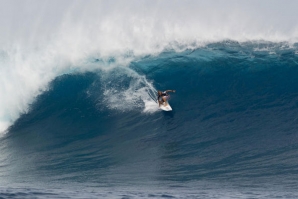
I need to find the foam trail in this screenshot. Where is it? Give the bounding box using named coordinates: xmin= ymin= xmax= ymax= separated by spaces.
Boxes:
xmin=98 ymin=67 xmax=158 ymax=113
xmin=1 ymin=0 xmax=298 ymax=132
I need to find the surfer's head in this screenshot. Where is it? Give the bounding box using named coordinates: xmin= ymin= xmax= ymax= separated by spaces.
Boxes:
xmin=158 ymin=91 xmax=162 ymax=96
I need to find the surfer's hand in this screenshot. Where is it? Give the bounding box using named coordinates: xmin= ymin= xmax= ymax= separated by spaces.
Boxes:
xmin=173 ymin=90 xmax=176 ymax=93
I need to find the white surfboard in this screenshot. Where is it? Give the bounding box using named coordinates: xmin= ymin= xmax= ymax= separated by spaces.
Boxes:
xmin=158 ymin=101 xmax=172 ymax=111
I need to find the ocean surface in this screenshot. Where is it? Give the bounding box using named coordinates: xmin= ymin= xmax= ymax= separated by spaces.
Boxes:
xmin=1 ymin=1 xmax=298 ymax=198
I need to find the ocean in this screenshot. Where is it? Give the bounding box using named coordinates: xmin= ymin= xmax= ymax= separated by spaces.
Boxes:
xmin=1 ymin=1 xmax=298 ymax=198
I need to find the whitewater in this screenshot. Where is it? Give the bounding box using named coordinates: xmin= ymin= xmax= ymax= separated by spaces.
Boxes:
xmin=1 ymin=0 xmax=298 ymax=198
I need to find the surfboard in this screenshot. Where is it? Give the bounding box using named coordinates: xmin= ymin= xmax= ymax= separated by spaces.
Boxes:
xmin=158 ymin=101 xmax=172 ymax=111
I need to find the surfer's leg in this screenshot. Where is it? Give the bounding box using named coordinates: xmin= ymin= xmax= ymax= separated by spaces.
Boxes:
xmin=162 ymin=96 xmax=168 ymax=106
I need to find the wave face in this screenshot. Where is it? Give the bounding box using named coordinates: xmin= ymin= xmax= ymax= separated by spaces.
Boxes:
xmin=1 ymin=1 xmax=298 ymax=198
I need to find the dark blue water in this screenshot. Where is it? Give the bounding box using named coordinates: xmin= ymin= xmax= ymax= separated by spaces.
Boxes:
xmin=1 ymin=42 xmax=298 ymax=198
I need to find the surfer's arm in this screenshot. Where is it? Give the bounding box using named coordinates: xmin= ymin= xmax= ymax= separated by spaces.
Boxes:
xmin=165 ymin=90 xmax=175 ymax=93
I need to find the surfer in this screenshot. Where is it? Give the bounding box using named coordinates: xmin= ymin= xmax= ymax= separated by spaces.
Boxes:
xmin=157 ymin=90 xmax=175 ymax=107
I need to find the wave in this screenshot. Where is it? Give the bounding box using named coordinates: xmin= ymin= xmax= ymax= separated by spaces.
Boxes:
xmin=1 ymin=0 xmax=298 ymax=133
xmin=1 ymin=1 xmax=298 ymax=197
xmin=0 ymin=39 xmax=298 ymax=199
